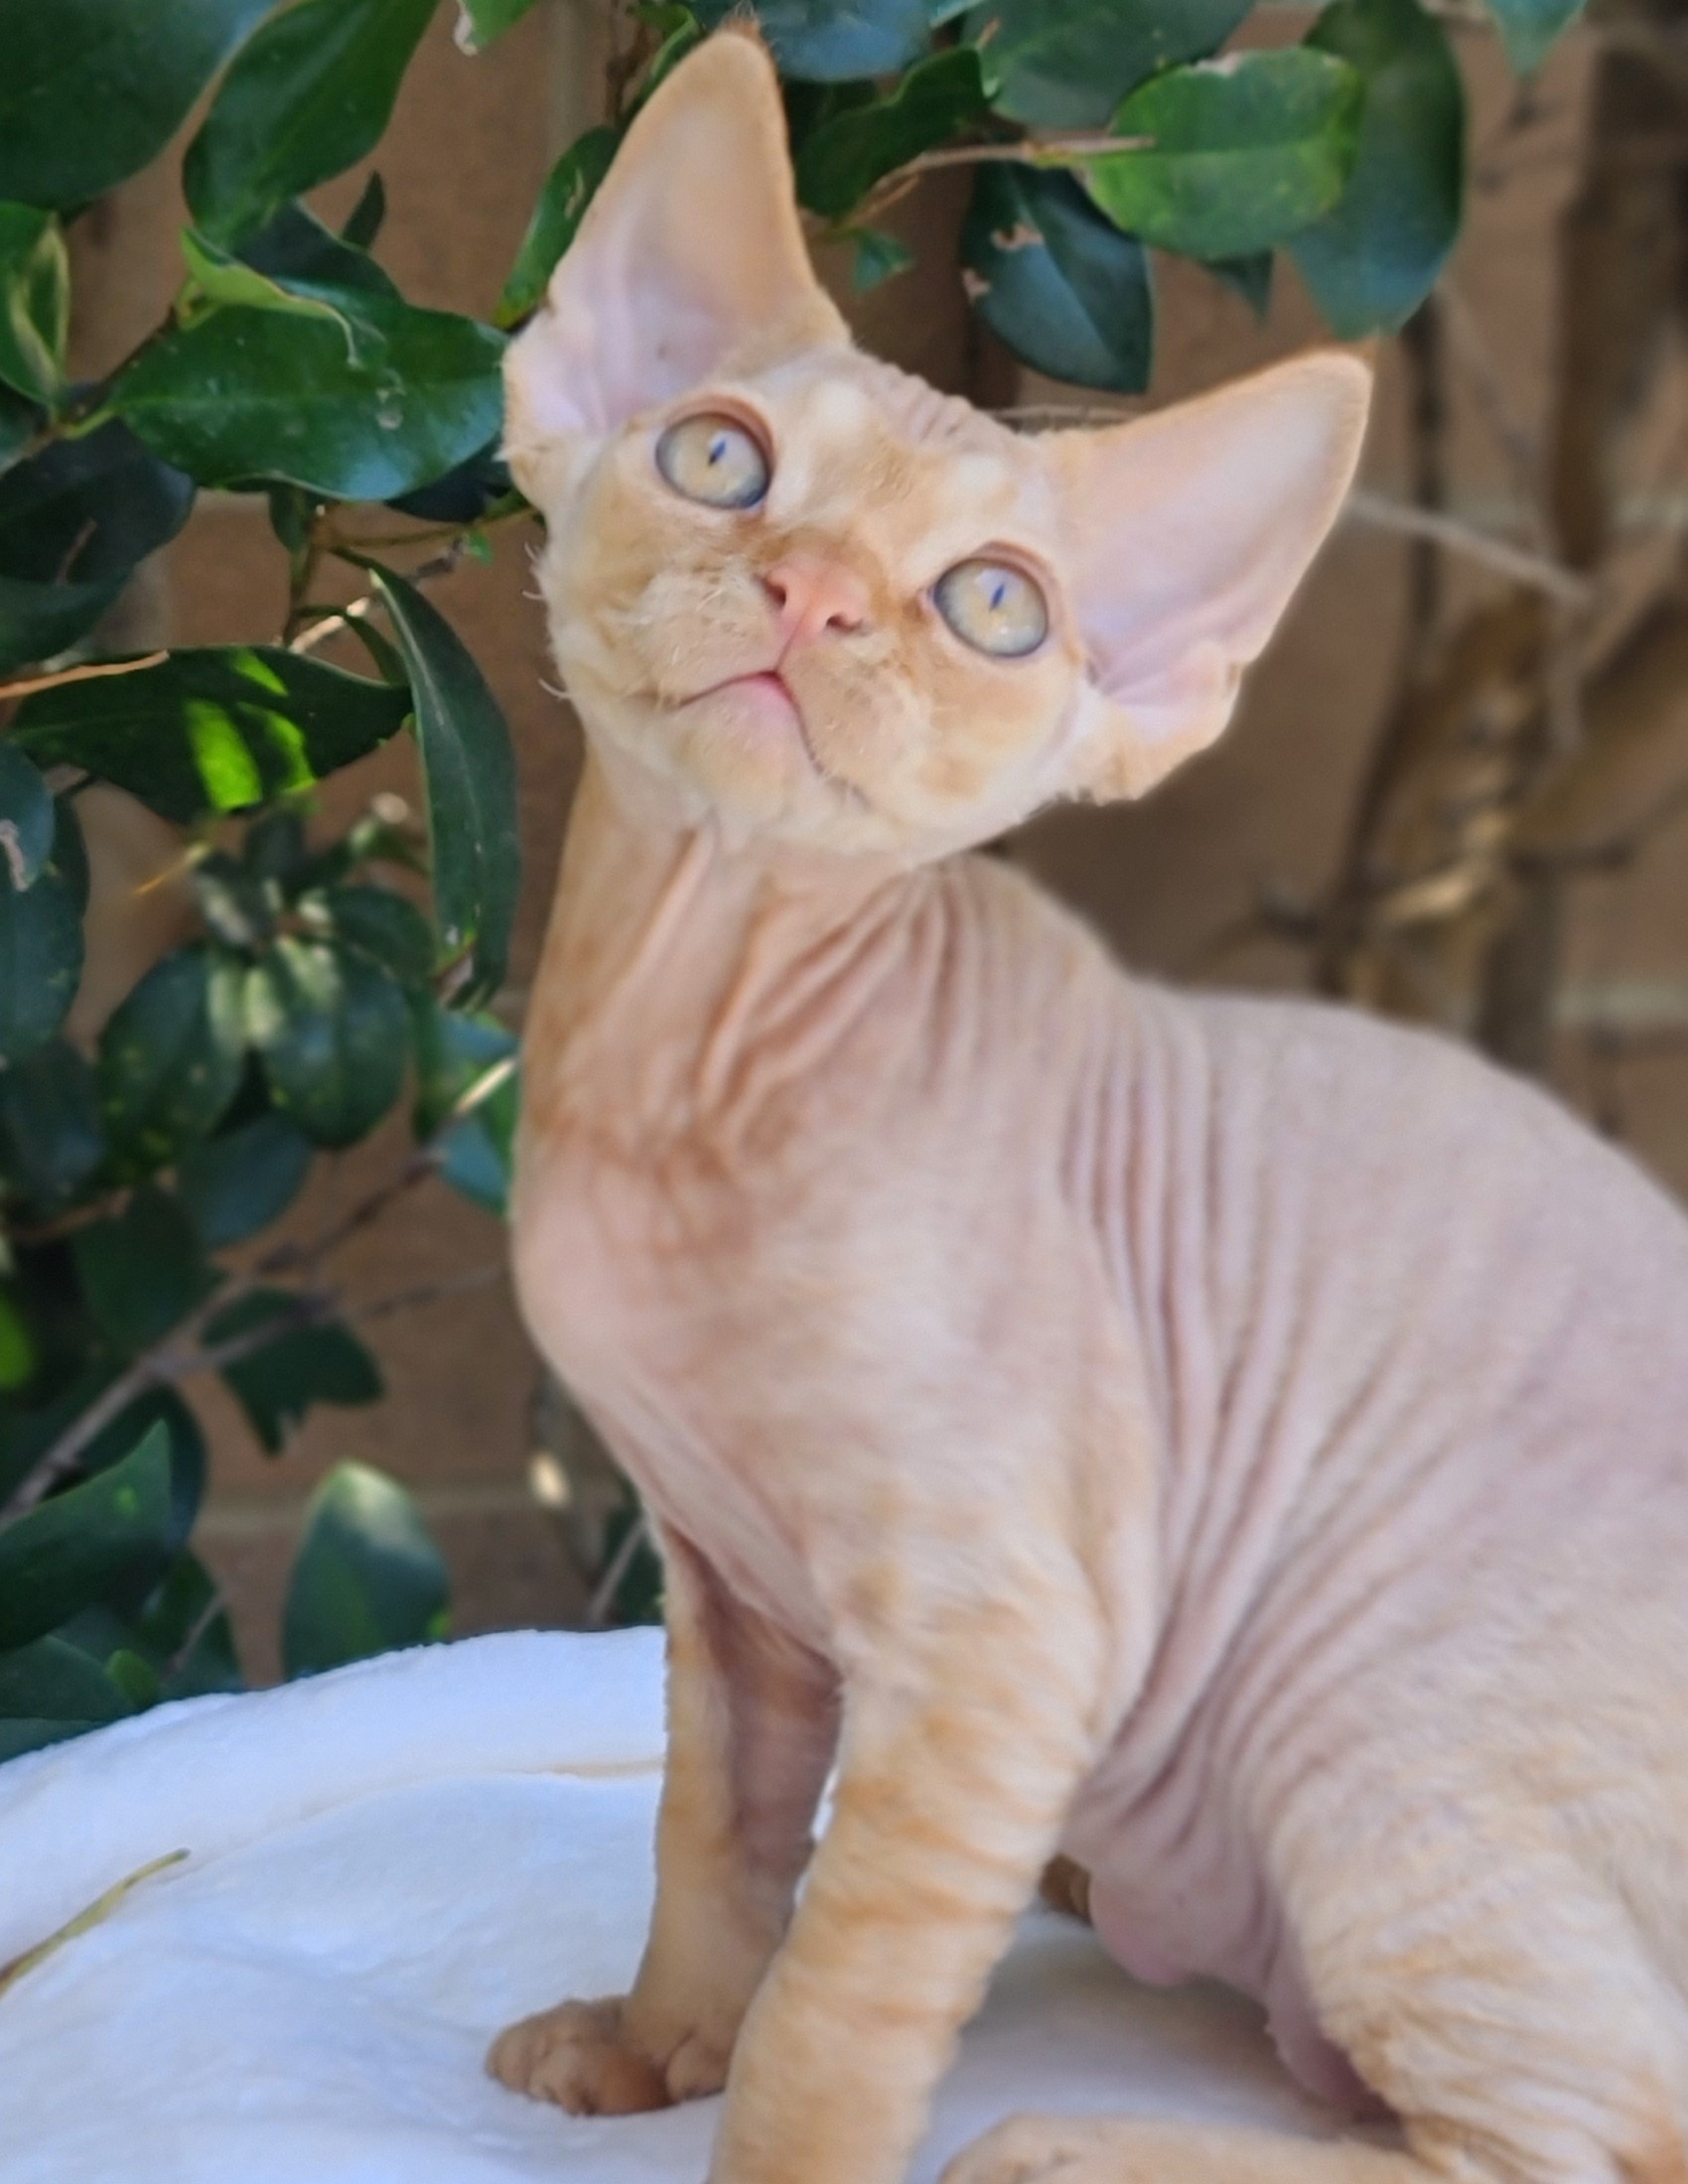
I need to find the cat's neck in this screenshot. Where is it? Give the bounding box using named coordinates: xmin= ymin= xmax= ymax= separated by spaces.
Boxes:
xmin=521 ymin=747 xmax=930 ymax=1140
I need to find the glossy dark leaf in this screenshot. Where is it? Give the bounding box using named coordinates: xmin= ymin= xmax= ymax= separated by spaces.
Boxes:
xmin=455 ymin=0 xmax=540 ymax=51
xmin=1290 ymin=0 xmax=1464 ymax=337
xmin=0 ymin=1041 xmax=103 ymax=1210
xmin=79 ymin=1386 xmax=208 ymax=1569
xmin=0 ymin=205 xmax=69 ymax=405
xmin=240 ymin=202 xmax=401 ymax=301
xmin=0 ymin=0 xmax=276 ymax=210
xmin=0 ymin=816 xmax=82 ymax=1067
xmin=210 ymin=1289 xmax=383 ymax=1453
xmin=692 ymin=0 xmax=929 ymax=78
xmin=193 ymin=852 xmax=283 ymax=953
xmin=132 ymin=1551 xmax=243 ymax=1700
xmin=1483 ymin=0 xmax=1581 ymax=73
xmin=13 ymin=646 xmax=412 ymax=823
xmin=0 ymin=386 xmax=37 ymax=474
xmin=98 ymin=944 xmax=246 ymax=1171
xmin=179 ymin=226 xmax=374 ymax=362
xmin=0 ymin=743 xmax=56 ymax=892
xmin=965 ymin=0 xmax=1253 ymax=129
xmin=0 ymin=1289 xmax=36 ymax=1393
xmin=364 ymin=563 xmax=518 ymax=1001
xmin=178 ymin=1111 xmax=313 ymax=1248
xmin=1085 ymin=50 xmax=1362 ymax=261
xmin=282 ymin=1460 xmax=448 ymax=1677
xmin=0 ymin=422 xmax=195 ymax=675
xmin=186 ymin=0 xmax=441 ymax=247
xmin=0 ymin=1638 xmax=131 ymax=1755
xmin=72 ymin=1189 xmax=214 ymax=1356
xmin=305 ymin=884 xmax=435 ymax=984
xmin=495 ymin=126 xmax=619 ymax=329
xmin=0 ymin=1421 xmax=174 ymax=1650
xmin=246 ymin=935 xmax=410 ymax=1148
xmin=112 ymin=293 xmax=505 ymax=502
xmin=962 ymin=164 xmax=1152 ymax=393
xmin=1203 ymin=249 xmax=1274 ymax=316
xmin=386 ymin=440 xmax=510 ymax=523
xmin=794 ymin=49 xmax=987 ymax=220
xmin=849 ymin=227 xmax=915 ymax=292
xmin=409 ymin=995 xmax=515 ymax=1135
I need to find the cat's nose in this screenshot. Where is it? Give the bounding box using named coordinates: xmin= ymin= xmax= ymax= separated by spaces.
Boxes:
xmin=761 ymin=558 xmax=869 ymax=646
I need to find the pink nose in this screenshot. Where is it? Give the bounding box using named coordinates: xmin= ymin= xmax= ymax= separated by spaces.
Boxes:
xmin=761 ymin=558 xmax=869 ymax=647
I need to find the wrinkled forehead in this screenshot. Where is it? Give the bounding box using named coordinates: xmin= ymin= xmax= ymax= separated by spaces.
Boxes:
xmin=710 ymin=348 xmax=1062 ymax=572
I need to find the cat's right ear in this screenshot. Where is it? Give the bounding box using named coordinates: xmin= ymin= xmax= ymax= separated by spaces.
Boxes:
xmin=502 ymin=29 xmax=846 ymax=502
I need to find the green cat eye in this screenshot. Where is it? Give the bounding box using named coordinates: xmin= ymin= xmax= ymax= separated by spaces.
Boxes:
xmin=655 ymin=413 xmax=771 ymax=510
xmin=933 ymin=558 xmax=1049 ymax=659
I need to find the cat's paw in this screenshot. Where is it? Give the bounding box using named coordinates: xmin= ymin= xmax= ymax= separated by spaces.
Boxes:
xmin=487 ymin=1996 xmax=670 ymax=2115
xmin=940 ymin=2116 xmax=1110 ymax=2184
xmin=486 ymin=1995 xmax=733 ymax=2115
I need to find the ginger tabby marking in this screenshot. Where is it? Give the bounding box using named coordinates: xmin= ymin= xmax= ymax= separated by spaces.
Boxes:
xmin=489 ymin=31 xmax=1688 ymax=2184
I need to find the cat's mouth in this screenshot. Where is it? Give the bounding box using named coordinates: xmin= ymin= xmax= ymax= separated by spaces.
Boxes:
xmin=676 ymin=668 xmax=868 ymax=806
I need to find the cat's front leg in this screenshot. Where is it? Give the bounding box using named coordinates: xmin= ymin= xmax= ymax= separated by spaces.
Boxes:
xmin=705 ymin=1580 xmax=1113 ymax=2184
xmin=488 ymin=1529 xmax=839 ymax=2113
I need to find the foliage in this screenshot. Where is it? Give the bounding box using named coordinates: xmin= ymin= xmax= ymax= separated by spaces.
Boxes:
xmin=0 ymin=0 xmax=1581 ymax=1755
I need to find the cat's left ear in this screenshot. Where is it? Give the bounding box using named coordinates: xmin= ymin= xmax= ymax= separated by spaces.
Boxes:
xmin=503 ymin=29 xmax=846 ymax=500
xmin=1045 ymin=352 xmax=1371 ymax=800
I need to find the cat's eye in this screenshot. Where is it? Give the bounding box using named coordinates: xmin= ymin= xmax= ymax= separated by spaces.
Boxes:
xmin=655 ymin=413 xmax=771 ymax=510
xmin=932 ymin=558 xmax=1049 ymax=658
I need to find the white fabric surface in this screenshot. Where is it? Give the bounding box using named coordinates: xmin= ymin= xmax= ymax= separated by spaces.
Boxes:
xmin=0 ymin=1629 xmax=1333 ymax=2182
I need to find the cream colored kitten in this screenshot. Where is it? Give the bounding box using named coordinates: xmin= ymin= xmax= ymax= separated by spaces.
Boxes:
xmin=489 ymin=31 xmax=1688 ymax=2184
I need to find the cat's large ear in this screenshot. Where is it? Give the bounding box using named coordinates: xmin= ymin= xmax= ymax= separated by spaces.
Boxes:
xmin=503 ymin=29 xmax=846 ymax=498
xmin=1045 ymin=352 xmax=1371 ymax=800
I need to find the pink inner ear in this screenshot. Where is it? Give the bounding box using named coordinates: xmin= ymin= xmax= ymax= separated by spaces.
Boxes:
xmin=502 ymin=33 xmax=846 ymax=454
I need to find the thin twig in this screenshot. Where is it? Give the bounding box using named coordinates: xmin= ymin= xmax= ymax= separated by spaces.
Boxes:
xmin=0 ymin=1852 xmax=190 ymax=2004
xmin=587 ymin=1511 xmax=651 ymax=1630
xmin=0 ymin=653 xmax=170 ymax=707
xmin=1344 ymin=490 xmax=1591 ymax=604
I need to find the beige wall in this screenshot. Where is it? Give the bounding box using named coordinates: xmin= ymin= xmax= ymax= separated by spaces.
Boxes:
xmin=65 ymin=8 xmax=1684 ymax=1672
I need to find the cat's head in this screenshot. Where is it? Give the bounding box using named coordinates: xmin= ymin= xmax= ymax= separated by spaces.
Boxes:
xmin=505 ymin=29 xmax=1371 ymax=863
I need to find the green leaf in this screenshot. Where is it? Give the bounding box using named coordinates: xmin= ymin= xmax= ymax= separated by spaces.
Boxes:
xmin=0 ymin=743 xmax=56 ymax=891
xmin=363 ymin=564 xmax=518 ymax=1001
xmin=1083 ymin=50 xmax=1362 ymax=262
xmin=192 ymin=851 xmax=282 ymax=953
xmin=14 ymin=646 xmax=412 ymax=823
xmin=178 ymin=1111 xmax=312 ymax=1248
xmin=342 ymin=172 xmax=388 ymax=251
xmin=1290 ymin=0 xmax=1464 ymax=337
xmin=0 ymin=422 xmax=195 ymax=675
xmin=208 ymin=1289 xmax=383 ymax=1454
xmin=72 ymin=1189 xmax=214 ymax=1356
xmin=454 ymin=0 xmax=540 ymax=50
xmin=0 ymin=1421 xmax=174 ymax=1651
xmin=1483 ymin=0 xmax=1581 ymax=73
xmin=962 ymin=163 xmax=1152 ymax=394
xmin=495 ymin=126 xmax=619 ymax=329
xmin=282 ymin=1460 xmax=448 ymax=1678
xmin=0 ymin=385 xmax=38 ymax=475
xmin=79 ymin=1387 xmax=207 ymax=1568
xmin=0 ymin=205 xmax=69 ymax=406
xmin=848 ymin=227 xmax=915 ymax=292
xmin=795 ymin=49 xmax=988 ymax=221
xmin=0 ymin=1289 xmax=37 ymax=1393
xmin=104 ymin=1646 xmax=162 ymax=1710
xmin=304 ymin=883 xmax=435 ymax=984
xmin=98 ymin=944 xmax=246 ymax=1171
xmin=130 ymin=1551 xmax=243 ymax=1700
xmin=0 ymin=1041 xmax=103 ymax=1210
xmin=0 ymin=0 xmax=277 ymax=210
xmin=691 ymin=0 xmax=929 ymax=77
xmin=410 ymin=995 xmax=517 ymax=1211
xmin=112 ymin=292 xmax=505 ymax=502
xmin=1204 ymin=249 xmax=1274 ymax=316
xmin=241 ymin=202 xmax=401 ymax=301
xmin=0 ymin=1637 xmax=131 ymax=1749
xmin=0 ymin=820 xmax=82 ymax=1067
xmin=186 ymin=0 xmax=441 ymax=248
xmin=246 ymin=935 xmax=409 ymax=1148
xmin=965 ymin=0 xmax=1253 ymax=129
xmin=179 ymin=227 xmax=374 ymax=364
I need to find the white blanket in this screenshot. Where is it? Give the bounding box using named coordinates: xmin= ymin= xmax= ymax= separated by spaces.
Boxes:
xmin=0 ymin=1630 xmax=1335 ymax=2182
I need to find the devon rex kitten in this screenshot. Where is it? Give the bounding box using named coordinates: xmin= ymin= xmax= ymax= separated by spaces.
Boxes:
xmin=489 ymin=30 xmax=1688 ymax=2184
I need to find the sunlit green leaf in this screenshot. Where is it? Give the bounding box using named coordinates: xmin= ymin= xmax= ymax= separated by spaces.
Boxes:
xmin=186 ymin=0 xmax=441 ymax=247
xmin=283 ymin=1460 xmax=448 ymax=1677
xmin=1290 ymin=0 xmax=1464 ymax=336
xmin=1083 ymin=50 xmax=1362 ymax=262
xmin=454 ymin=0 xmax=540 ymax=51
xmin=14 ymin=646 xmax=412 ymax=823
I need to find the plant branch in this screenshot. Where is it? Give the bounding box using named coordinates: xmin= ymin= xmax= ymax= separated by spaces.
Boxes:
xmin=0 ymin=653 xmax=169 ymax=708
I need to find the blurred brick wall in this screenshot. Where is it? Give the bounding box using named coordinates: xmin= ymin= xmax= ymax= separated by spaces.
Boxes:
xmin=66 ymin=7 xmax=1686 ymax=1672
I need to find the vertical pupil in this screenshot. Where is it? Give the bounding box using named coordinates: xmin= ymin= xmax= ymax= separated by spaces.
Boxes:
xmin=988 ymin=576 xmax=1007 ymax=613
xmin=708 ymin=435 xmax=727 ymax=467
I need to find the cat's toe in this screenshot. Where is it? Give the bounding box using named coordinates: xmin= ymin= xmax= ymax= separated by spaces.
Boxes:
xmin=662 ymin=2025 xmax=732 ymax=2102
xmin=486 ymin=1996 xmax=671 ymax=2116
xmin=940 ymin=2116 xmax=1101 ymax=2184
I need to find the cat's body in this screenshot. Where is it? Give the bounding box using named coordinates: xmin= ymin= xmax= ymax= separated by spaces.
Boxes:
xmin=489 ymin=31 xmax=1688 ymax=2184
